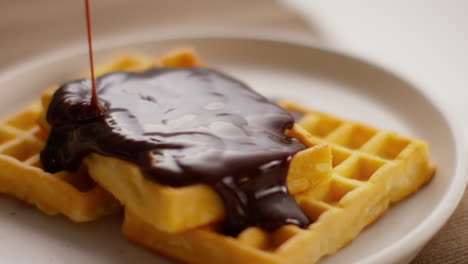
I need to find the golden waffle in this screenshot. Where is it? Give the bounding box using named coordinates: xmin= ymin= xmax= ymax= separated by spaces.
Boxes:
xmin=40 ymin=49 xmax=330 ymax=233
xmin=0 ymin=49 xmax=190 ymax=221
xmin=281 ymin=101 xmax=435 ymax=204
xmin=121 ymin=102 xmax=434 ymax=264
xmin=0 ymin=102 xmax=119 ymax=221
xmin=34 ymin=49 xmax=434 ymax=263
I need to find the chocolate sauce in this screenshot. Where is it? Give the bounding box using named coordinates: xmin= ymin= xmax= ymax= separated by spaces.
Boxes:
xmin=41 ymin=67 xmax=310 ymax=234
xmin=84 ymin=0 xmax=100 ymax=114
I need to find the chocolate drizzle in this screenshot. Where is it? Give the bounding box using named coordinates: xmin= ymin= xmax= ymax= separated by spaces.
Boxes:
xmin=41 ymin=67 xmax=310 ymax=234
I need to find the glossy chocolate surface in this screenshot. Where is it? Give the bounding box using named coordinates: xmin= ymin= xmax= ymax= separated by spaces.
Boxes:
xmin=41 ymin=67 xmax=310 ymax=234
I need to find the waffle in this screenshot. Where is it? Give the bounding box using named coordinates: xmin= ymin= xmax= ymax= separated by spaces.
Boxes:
xmin=0 ymin=49 xmax=194 ymax=221
xmin=121 ymin=102 xmax=434 ymax=264
xmin=0 ymin=102 xmax=119 ymax=221
xmin=32 ymin=49 xmax=434 ymax=263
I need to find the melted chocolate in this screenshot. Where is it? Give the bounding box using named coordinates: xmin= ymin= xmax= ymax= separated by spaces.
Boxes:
xmin=41 ymin=67 xmax=310 ymax=234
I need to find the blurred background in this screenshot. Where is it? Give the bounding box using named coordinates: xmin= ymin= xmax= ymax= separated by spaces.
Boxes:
xmin=1 ymin=0 xmax=467 ymax=263
xmin=1 ymin=0 xmax=466 ymax=127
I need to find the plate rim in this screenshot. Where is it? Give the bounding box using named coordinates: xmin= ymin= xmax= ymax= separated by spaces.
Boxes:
xmin=0 ymin=33 xmax=466 ymax=264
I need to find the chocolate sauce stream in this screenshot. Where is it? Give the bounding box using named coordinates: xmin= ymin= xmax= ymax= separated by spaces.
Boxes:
xmin=41 ymin=67 xmax=310 ymax=234
xmin=84 ymin=0 xmax=101 ymax=115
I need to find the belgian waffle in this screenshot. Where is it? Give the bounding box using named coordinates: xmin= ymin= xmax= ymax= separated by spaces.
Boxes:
xmin=0 ymin=102 xmax=119 ymax=221
xmin=120 ymin=102 xmax=434 ymax=264
xmin=9 ymin=49 xmax=434 ymax=264
xmin=0 ymin=49 xmax=188 ymax=221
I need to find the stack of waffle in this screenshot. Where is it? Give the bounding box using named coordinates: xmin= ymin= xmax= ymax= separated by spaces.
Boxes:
xmin=0 ymin=50 xmax=435 ymax=264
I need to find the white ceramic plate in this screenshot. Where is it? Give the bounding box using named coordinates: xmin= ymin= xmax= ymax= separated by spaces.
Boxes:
xmin=0 ymin=36 xmax=466 ymax=264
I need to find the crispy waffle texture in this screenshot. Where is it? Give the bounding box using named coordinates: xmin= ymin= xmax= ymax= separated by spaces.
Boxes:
xmin=120 ymin=102 xmax=435 ymax=264
xmin=0 ymin=102 xmax=119 ymax=221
